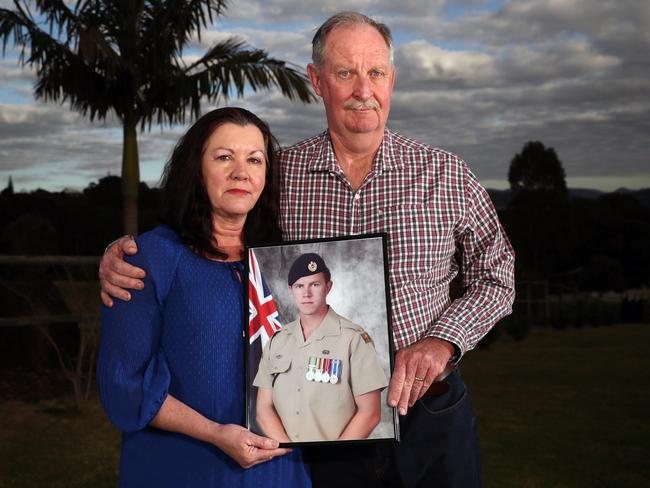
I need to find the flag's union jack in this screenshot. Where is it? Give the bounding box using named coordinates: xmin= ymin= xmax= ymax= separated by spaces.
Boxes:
xmin=248 ymin=249 xmax=282 ymax=345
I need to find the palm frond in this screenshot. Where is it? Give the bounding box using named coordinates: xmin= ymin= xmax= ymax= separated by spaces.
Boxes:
xmin=142 ymin=0 xmax=228 ymax=46
xmin=33 ymin=0 xmax=80 ymax=33
xmin=134 ymin=36 xmax=314 ymax=128
xmin=0 ymin=6 xmax=34 ymax=60
xmin=188 ymin=37 xmax=315 ymax=100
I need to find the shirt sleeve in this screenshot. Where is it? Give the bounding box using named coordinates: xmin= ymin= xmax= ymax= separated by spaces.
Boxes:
xmin=348 ymin=332 xmax=389 ymax=397
xmin=424 ymin=167 xmax=516 ymax=359
xmin=96 ymin=228 xmax=180 ymax=433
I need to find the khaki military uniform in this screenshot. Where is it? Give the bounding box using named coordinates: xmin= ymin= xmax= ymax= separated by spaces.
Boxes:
xmin=253 ymin=307 xmax=389 ymax=442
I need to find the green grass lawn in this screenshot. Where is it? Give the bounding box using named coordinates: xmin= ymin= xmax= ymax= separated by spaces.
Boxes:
xmin=0 ymin=398 xmax=120 ymax=488
xmin=463 ymin=323 xmax=650 ymax=488
xmin=0 ymin=324 xmax=648 ymax=487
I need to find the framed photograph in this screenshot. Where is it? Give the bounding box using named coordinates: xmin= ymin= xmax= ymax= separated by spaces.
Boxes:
xmin=244 ymin=234 xmax=399 ymax=447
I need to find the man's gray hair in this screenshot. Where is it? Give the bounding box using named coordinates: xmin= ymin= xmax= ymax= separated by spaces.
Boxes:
xmin=311 ymin=11 xmax=393 ymax=67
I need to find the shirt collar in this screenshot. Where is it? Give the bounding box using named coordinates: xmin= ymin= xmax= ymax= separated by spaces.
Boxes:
xmin=309 ymin=306 xmax=342 ymax=343
xmin=307 ymin=131 xmax=337 ymax=173
xmin=286 ymin=306 xmax=342 ymax=346
xmin=307 ymin=128 xmax=402 ymax=175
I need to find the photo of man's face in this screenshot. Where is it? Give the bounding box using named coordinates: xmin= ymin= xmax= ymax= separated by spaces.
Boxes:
xmin=288 ymin=272 xmax=332 ymax=317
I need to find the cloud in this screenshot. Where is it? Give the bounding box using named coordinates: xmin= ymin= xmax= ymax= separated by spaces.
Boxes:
xmin=198 ymin=27 xmax=313 ymax=66
xmin=0 ymin=103 xmax=77 ymax=140
xmin=382 ymin=0 xmax=648 ymax=185
xmin=1 ymin=0 xmax=648 ymax=192
xmin=225 ymin=0 xmax=445 ymax=24
xmin=0 ymin=59 xmax=35 ymax=82
xmin=219 ymin=90 xmax=327 ymax=146
xmin=0 ymin=102 xmax=183 ymax=190
xmin=396 ymin=42 xmax=498 ymax=87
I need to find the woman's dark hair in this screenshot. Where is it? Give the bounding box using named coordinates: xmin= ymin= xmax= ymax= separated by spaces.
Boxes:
xmin=160 ymin=107 xmax=282 ymax=259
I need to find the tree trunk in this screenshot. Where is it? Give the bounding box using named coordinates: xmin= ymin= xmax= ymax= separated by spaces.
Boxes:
xmin=121 ymin=119 xmax=140 ymax=235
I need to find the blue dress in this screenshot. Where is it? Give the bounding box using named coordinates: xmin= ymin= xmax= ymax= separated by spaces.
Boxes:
xmin=97 ymin=226 xmax=311 ymax=487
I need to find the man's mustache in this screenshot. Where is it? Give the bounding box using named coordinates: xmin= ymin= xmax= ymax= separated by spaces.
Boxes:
xmin=343 ymin=99 xmax=380 ymax=111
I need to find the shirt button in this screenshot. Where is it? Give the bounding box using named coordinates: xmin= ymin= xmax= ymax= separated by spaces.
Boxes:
xmin=296 ymin=411 xmax=300 ymax=415
xmin=354 ymin=193 xmax=361 ymax=200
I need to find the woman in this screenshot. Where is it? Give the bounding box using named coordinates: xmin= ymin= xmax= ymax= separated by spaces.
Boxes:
xmin=97 ymin=107 xmax=311 ymax=487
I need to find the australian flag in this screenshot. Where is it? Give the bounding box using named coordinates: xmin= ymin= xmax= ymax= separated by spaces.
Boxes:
xmin=247 ymin=249 xmax=282 ymax=431
xmin=248 ymin=248 xmax=283 ymax=346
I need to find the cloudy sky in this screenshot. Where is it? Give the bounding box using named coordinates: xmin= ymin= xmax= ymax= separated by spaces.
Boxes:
xmin=1 ymin=0 xmax=648 ymax=193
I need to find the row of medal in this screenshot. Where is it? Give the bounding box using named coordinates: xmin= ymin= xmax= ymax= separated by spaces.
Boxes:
xmin=306 ymin=356 xmax=342 ymax=384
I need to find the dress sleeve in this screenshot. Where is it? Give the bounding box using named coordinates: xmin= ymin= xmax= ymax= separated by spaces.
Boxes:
xmin=96 ymin=228 xmax=180 ymax=433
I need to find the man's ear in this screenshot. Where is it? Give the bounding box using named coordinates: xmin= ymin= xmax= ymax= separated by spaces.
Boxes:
xmin=325 ymin=280 xmax=333 ymax=295
xmin=307 ymin=63 xmax=323 ymax=97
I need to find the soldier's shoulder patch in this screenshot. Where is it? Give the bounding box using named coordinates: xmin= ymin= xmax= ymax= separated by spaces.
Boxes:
xmin=354 ymin=326 xmax=373 ymax=344
xmin=340 ymin=320 xmax=374 ymax=344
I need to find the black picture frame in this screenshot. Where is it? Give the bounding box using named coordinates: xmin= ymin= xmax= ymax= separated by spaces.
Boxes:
xmin=244 ymin=233 xmax=399 ymax=447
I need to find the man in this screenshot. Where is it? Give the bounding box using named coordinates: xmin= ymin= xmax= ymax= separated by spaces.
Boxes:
xmin=100 ymin=11 xmax=515 ymax=487
xmin=254 ymin=252 xmax=388 ymax=443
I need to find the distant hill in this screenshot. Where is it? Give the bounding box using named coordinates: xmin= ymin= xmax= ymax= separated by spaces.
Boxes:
xmin=568 ymin=188 xmax=606 ymax=200
xmin=486 ymin=187 xmax=650 ymax=210
xmin=615 ymin=188 xmax=650 ymax=210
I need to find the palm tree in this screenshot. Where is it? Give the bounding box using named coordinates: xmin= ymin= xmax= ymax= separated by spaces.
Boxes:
xmin=0 ymin=1 xmax=314 ymax=234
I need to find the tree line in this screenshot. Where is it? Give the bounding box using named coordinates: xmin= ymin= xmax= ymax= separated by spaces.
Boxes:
xmin=1 ymin=140 xmax=649 ymax=293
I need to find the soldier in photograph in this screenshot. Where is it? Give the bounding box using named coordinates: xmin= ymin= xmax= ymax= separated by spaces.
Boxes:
xmin=254 ymin=253 xmax=388 ymax=443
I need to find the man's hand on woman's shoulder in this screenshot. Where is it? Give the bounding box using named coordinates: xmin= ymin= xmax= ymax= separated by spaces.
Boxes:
xmin=99 ymin=235 xmax=145 ymax=307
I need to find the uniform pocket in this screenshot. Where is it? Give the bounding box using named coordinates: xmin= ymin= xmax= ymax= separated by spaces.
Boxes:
xmin=268 ymin=356 xmax=292 ymax=375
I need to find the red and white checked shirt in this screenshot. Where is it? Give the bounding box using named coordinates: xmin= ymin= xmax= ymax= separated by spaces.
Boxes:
xmin=279 ymin=129 xmax=515 ymax=358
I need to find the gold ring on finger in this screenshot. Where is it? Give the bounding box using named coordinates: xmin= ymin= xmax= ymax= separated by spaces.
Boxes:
xmin=414 ymin=376 xmax=424 ymax=382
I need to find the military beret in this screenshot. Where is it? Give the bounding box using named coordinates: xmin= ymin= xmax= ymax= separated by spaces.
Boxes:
xmin=288 ymin=253 xmax=331 ymax=286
